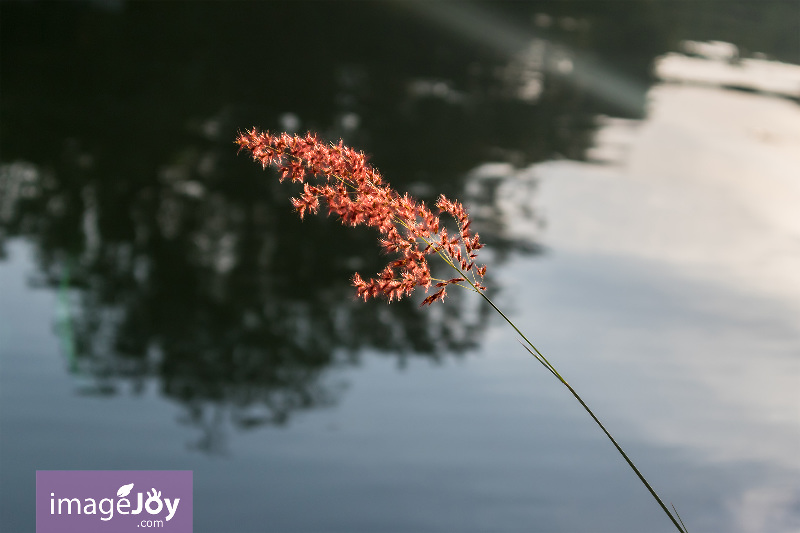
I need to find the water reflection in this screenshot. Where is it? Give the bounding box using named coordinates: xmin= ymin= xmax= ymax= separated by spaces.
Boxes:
xmin=3 ymin=152 xmax=497 ymax=450
xmin=2 ymin=1 xmax=796 ymax=452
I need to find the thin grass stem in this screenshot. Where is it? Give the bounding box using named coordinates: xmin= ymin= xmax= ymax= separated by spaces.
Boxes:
xmin=432 ymin=250 xmax=686 ymax=532
xmin=481 ymin=293 xmax=687 ymax=533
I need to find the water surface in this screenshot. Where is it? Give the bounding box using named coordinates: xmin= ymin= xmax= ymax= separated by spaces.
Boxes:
xmin=2 ymin=2 xmax=799 ymax=532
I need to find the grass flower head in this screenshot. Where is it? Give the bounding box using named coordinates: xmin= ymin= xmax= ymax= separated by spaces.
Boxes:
xmin=235 ymin=128 xmax=487 ymax=305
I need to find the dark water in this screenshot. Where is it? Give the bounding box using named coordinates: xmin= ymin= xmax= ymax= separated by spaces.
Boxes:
xmin=2 ymin=2 xmax=799 ymax=532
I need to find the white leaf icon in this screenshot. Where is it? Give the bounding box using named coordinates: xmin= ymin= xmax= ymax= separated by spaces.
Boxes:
xmin=117 ymin=483 xmax=134 ymax=498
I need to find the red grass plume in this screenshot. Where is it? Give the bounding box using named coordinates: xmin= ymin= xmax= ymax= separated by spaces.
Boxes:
xmin=235 ymin=129 xmax=486 ymax=305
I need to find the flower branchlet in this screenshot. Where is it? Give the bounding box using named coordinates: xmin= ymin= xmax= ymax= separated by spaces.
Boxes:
xmin=235 ymin=129 xmax=689 ymax=533
xmin=236 ymin=128 xmax=486 ymax=305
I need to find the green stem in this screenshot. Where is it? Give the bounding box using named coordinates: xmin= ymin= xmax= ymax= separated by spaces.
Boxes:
xmin=562 ymin=378 xmax=686 ymax=533
xmin=476 ymin=289 xmax=687 ymax=533
xmin=426 ymin=234 xmax=686 ymax=532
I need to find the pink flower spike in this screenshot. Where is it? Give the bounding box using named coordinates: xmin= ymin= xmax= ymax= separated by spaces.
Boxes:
xmin=235 ymin=129 xmax=487 ymax=304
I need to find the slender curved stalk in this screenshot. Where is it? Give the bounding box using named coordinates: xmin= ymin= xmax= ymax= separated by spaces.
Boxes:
xmin=411 ymin=215 xmax=688 ymax=532
xmin=480 ymin=290 xmax=688 ymax=533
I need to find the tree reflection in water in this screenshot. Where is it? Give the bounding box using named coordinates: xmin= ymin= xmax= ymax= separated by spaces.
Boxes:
xmin=6 ymin=0 xmax=758 ymax=451
xmin=4 ymin=147 xmax=498 ymax=451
